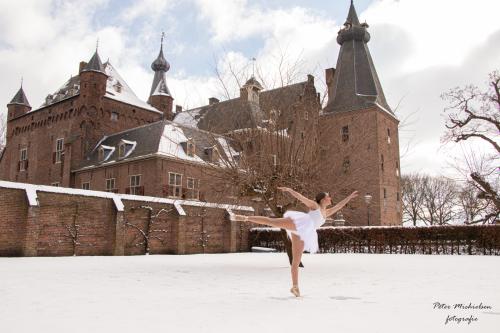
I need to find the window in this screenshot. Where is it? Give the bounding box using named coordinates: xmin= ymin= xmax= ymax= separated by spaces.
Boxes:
xmin=82 ymin=182 xmax=90 ymax=190
xmin=55 ymin=138 xmax=64 ymax=163
xmin=301 ymin=131 xmax=305 ymax=140
xmin=187 ymin=177 xmax=200 ymax=200
xmin=304 ymin=111 xmax=309 ymax=120
xmin=187 ymin=140 xmax=195 ymax=157
xmin=387 ymin=128 xmax=391 ymax=144
xmin=342 ymin=156 xmax=350 ymax=173
xmin=129 ymin=175 xmax=142 ymax=195
xmin=117 ymin=140 xmax=136 ymax=159
xmin=19 ymin=148 xmax=28 ymax=171
xmin=118 ymin=144 xmax=125 ymax=158
xmin=111 ymin=112 xmax=118 ymax=121
xmin=169 ymin=172 xmax=182 ymax=197
xmin=381 ymin=154 xmax=384 ymax=171
xmin=106 ymin=178 xmax=116 ymax=192
xmin=396 ymin=161 xmax=400 ymax=177
xmin=341 ymin=126 xmax=349 ymax=142
xmin=51 ymin=182 xmax=60 ymax=187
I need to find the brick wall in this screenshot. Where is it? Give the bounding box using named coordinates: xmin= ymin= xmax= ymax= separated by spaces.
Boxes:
xmin=0 ymin=181 xmax=254 ymax=257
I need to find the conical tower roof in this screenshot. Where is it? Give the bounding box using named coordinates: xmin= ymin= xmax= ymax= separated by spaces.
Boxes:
xmin=324 ymin=1 xmax=393 ymax=115
xmin=8 ymin=85 xmax=30 ymax=107
xmin=83 ymin=50 xmax=105 ymax=73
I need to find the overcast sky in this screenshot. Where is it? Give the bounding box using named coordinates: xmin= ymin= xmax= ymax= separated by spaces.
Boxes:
xmin=1 ymin=0 xmax=499 ymax=177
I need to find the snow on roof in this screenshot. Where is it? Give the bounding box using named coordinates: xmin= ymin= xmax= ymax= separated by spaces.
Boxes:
xmin=173 ymin=108 xmax=202 ymax=128
xmin=0 ymin=180 xmax=255 ymax=214
xmin=157 ymin=123 xmax=205 ymax=163
xmin=103 ymin=62 xmax=162 ymax=114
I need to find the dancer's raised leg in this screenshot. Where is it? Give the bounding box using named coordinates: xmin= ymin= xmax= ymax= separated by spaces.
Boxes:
xmin=290 ymin=233 xmax=304 ymax=297
xmin=233 ymin=215 xmax=296 ymax=231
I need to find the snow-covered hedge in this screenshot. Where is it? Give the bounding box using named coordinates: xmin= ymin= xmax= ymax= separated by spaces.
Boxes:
xmin=249 ymin=224 xmax=500 ymax=255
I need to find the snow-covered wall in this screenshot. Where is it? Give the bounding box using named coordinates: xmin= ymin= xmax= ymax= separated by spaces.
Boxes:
xmin=0 ymin=180 xmax=254 ymax=257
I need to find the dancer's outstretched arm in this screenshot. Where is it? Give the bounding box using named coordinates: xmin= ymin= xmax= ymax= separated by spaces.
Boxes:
xmin=277 ymin=187 xmax=319 ymax=210
xmin=326 ymin=191 xmax=358 ymax=218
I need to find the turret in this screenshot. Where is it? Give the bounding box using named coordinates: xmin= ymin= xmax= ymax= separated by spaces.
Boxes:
xmin=324 ymin=0 xmax=393 ymax=116
xmin=7 ymin=84 xmax=31 ymax=120
xmin=79 ymin=50 xmax=108 ymax=100
xmin=240 ymin=76 xmax=263 ymax=104
xmin=148 ymin=34 xmax=174 ymax=120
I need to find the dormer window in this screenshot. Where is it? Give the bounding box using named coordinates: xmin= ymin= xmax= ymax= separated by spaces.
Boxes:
xmin=186 ymin=139 xmax=195 ymax=157
xmin=98 ymin=145 xmax=115 ymax=162
xmin=118 ymin=139 xmax=137 ymax=159
xmin=113 ymin=81 xmax=123 ymax=93
xmin=205 ymin=146 xmax=220 ymax=162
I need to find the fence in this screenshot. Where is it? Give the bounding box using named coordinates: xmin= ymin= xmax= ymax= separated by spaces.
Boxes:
xmin=249 ymin=225 xmax=500 ymax=255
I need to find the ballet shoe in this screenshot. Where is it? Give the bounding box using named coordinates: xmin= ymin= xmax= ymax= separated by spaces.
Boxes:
xmin=290 ymin=285 xmax=300 ymax=297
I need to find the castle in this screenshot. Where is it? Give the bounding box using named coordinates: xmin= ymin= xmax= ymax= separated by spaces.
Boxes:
xmin=0 ymin=2 xmax=401 ymax=230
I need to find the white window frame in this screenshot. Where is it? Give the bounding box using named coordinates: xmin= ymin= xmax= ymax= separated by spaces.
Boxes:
xmin=111 ymin=112 xmax=119 ymax=121
xmin=82 ymin=182 xmax=90 ymax=190
xmin=168 ymin=172 xmax=182 ymax=198
xmin=129 ymin=174 xmax=142 ymax=195
xmin=187 ymin=177 xmax=200 ymax=200
xmin=106 ymin=178 xmax=116 ymax=192
xmin=19 ymin=148 xmax=28 ymax=171
xmin=55 ymin=138 xmax=64 ymax=163
xmin=51 ymin=182 xmax=60 ymax=187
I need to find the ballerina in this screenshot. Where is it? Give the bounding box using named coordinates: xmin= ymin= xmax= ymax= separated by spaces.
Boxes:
xmin=231 ymin=187 xmax=358 ymax=297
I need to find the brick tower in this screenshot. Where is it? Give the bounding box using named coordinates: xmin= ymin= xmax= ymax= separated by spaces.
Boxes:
xmin=319 ymin=1 xmax=402 ymax=226
xmin=79 ymin=49 xmax=108 ymax=156
xmin=6 ymin=84 xmax=31 ymax=139
xmin=148 ymin=34 xmax=174 ymax=120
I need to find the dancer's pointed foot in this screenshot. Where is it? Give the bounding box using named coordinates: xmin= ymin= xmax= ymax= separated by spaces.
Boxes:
xmin=290 ymin=285 xmax=300 ymax=297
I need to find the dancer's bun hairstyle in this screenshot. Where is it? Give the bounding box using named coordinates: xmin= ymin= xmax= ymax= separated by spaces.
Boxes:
xmin=315 ymin=192 xmax=328 ymax=204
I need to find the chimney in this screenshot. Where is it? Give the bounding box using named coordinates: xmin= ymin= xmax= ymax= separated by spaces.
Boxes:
xmin=79 ymin=61 xmax=88 ymax=74
xmin=325 ymin=68 xmax=336 ymax=103
xmin=209 ymin=97 xmax=219 ymax=105
xmin=175 ymin=105 xmax=182 ymax=113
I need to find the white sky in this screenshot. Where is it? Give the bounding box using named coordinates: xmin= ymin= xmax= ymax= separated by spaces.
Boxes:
xmin=1 ymin=0 xmax=499 ymax=176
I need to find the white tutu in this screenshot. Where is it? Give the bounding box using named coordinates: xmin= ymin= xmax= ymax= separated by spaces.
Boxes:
xmin=284 ymin=208 xmax=325 ymax=254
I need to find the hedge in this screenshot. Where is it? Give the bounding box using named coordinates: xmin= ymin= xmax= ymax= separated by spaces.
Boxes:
xmin=249 ymin=225 xmax=500 ymax=255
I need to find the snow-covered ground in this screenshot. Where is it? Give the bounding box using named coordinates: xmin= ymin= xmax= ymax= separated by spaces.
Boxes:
xmin=1 ymin=253 xmax=499 ymax=333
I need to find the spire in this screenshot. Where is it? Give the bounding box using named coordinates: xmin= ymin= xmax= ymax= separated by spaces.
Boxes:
xmin=324 ymin=1 xmax=393 ymax=115
xmin=83 ymin=49 xmax=105 ymax=73
xmin=8 ymin=83 xmax=30 ymax=107
xmin=347 ymin=0 xmax=360 ymax=25
xmin=149 ymin=32 xmax=172 ymax=98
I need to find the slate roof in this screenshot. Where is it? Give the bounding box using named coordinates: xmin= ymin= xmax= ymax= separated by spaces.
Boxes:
xmin=8 ymin=86 xmax=31 ymax=107
xmin=323 ymin=1 xmax=393 ymax=116
xmin=173 ymin=80 xmax=310 ymax=134
xmin=149 ymin=45 xmax=172 ymax=98
xmin=83 ymin=50 xmax=105 ymax=73
xmin=75 ymin=120 xmax=238 ymax=170
xmin=40 ymin=61 xmax=161 ymax=114
xmin=174 ymin=98 xmax=263 ymax=134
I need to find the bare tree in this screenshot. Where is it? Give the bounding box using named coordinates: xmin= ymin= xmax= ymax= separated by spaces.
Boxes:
xmin=401 ymin=173 xmax=426 ymax=226
xmin=125 ymin=205 xmax=173 ymax=254
xmin=419 ymin=176 xmax=459 ymax=225
xmin=441 ymin=70 xmax=500 ymax=216
xmin=458 ymin=181 xmax=496 ymax=224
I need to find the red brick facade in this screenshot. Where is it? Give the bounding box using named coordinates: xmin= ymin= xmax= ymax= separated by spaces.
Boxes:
xmin=0 ymin=182 xmax=254 ymax=257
